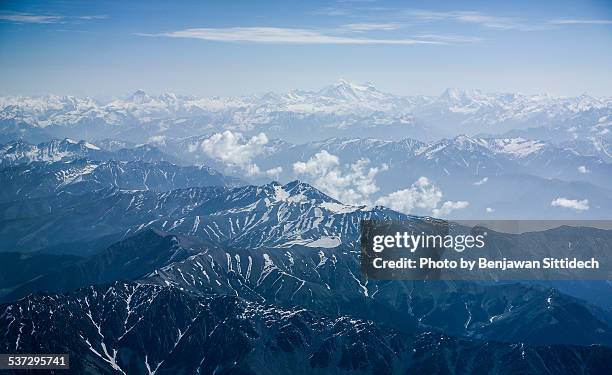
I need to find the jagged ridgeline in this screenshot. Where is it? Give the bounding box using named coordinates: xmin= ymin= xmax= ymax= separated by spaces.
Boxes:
xmin=1 ymin=140 xmax=612 ymax=374
xmin=1 ymin=83 xmax=611 ymax=144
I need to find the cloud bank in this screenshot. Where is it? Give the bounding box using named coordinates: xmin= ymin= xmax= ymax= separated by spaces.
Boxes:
xmin=292 ymin=152 xmax=470 ymax=217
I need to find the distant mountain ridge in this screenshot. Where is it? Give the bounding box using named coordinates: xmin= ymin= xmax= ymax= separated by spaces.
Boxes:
xmin=0 ymin=158 xmax=243 ymax=203
xmin=2 ymin=134 xmax=611 ymax=221
xmin=0 ymin=180 xmax=406 ymax=253
xmin=0 ymin=138 xmax=184 ymax=167
xmin=1 ymin=81 xmax=610 ymax=143
xmin=154 ymin=134 xmax=612 ymax=219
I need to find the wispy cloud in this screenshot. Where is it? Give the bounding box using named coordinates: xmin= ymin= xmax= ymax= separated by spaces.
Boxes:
xmin=142 ymin=27 xmax=443 ymax=45
xmin=407 ymin=10 xmax=547 ymax=31
xmin=0 ymin=12 xmax=64 ymax=24
xmin=414 ymin=34 xmax=484 ymax=43
xmin=336 ymin=0 xmax=381 ymax=3
xmin=313 ymin=6 xmax=610 ymax=32
xmin=312 ymin=7 xmax=352 ymax=17
xmin=77 ymin=15 xmax=108 ymax=21
xmin=549 ymin=18 xmax=612 ymax=25
xmin=341 ymin=23 xmax=401 ymax=31
xmin=0 ymin=12 xmax=108 ymax=24
xmin=315 ymin=7 xmax=551 ymax=31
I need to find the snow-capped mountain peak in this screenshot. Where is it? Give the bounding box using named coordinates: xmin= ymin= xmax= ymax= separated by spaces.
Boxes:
xmin=318 ymin=79 xmax=387 ymax=102
xmin=128 ymin=89 xmax=150 ymax=104
xmin=1 ymin=83 xmax=611 ymax=144
xmin=0 ymin=138 xmax=108 ymax=167
xmin=484 ymin=137 xmax=547 ymax=158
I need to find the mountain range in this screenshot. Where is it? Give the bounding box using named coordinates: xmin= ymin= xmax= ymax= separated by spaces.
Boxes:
xmin=2 ymin=179 xmax=612 ymax=373
xmin=1 ymin=81 xmax=610 ymax=145
xmin=6 ymin=280 xmax=611 ymax=374
xmin=134 ymin=135 xmax=612 ymax=219
xmin=2 ymin=136 xmax=610 ymax=220
xmin=2 ymin=83 xmax=612 ymax=374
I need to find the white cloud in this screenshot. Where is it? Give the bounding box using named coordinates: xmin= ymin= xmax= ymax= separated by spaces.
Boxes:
xmin=293 ymin=150 xmax=339 ymax=175
xmin=199 ymin=131 xmax=269 ymax=175
xmin=293 ymin=159 xmax=470 ymax=216
xmin=143 ymin=27 xmax=442 ymax=45
xmin=375 ymin=177 xmax=470 ymax=217
xmin=293 ymin=151 xmax=388 ymax=205
xmin=414 ymin=34 xmax=483 ymax=43
xmin=407 ymin=10 xmax=547 ymax=31
xmin=486 ymin=207 xmax=495 ymax=213
xmin=265 ymin=166 xmax=283 ymax=179
xmin=551 ymin=197 xmax=589 ymax=211
xmin=474 ymin=177 xmax=488 ymax=185
xmin=78 ymin=15 xmax=108 ymax=20
xmin=578 ymin=165 xmax=590 ymax=174
xmin=550 ymin=19 xmax=612 ymax=25
xmin=375 ymin=177 xmax=443 ymax=213
xmin=0 ymin=13 xmax=63 ymax=24
xmin=0 ymin=12 xmax=107 ymax=24
xmin=432 ymin=201 xmax=469 ymax=217
xmin=311 ymin=7 xmax=352 ymax=17
xmin=245 ymin=164 xmax=261 ymax=176
xmin=405 ymin=9 xmax=612 ymax=30
xmin=342 ymin=23 xmax=401 ymax=31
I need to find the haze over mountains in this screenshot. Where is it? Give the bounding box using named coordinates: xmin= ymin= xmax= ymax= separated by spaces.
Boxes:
xmin=1 ymin=80 xmax=611 ymax=145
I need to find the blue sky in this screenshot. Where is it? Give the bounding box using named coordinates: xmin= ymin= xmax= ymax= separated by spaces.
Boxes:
xmin=1 ymin=0 xmax=612 ymax=97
